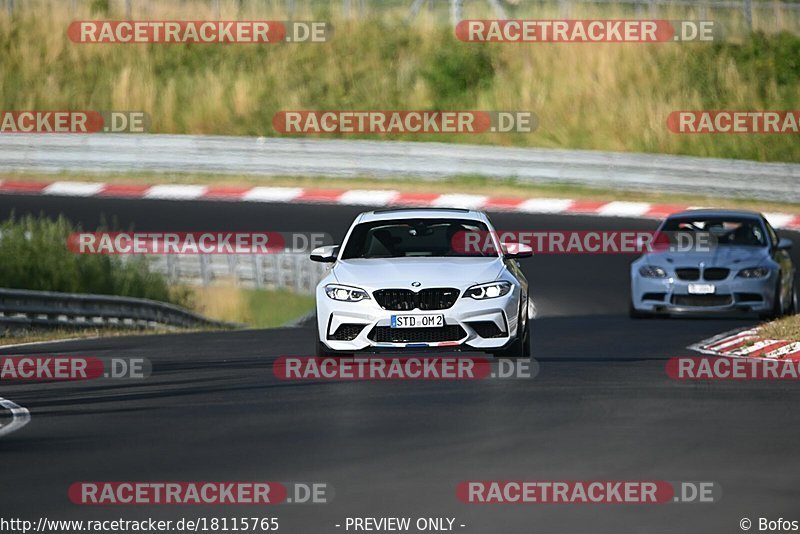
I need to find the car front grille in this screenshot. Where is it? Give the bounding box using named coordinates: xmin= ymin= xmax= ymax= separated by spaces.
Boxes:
xmin=675 ymin=267 xmax=730 ymax=281
xmin=703 ymin=268 xmax=730 ymax=281
xmin=372 ymin=288 xmax=460 ymax=311
xmin=675 ymin=268 xmax=700 ymax=281
xmin=328 ymin=323 xmax=367 ymax=341
xmin=672 ymin=294 xmax=733 ymax=307
xmin=368 ymin=325 xmax=466 ymax=343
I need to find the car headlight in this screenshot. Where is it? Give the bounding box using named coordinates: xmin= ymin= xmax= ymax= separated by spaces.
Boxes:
xmin=465 ymin=281 xmax=512 ymax=300
xmin=638 ymin=266 xmax=667 ymax=278
xmin=737 ymin=267 xmax=770 ymax=279
xmin=324 ymin=284 xmax=370 ymax=302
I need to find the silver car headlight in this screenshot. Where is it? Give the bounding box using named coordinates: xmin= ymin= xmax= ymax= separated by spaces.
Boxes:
xmin=737 ymin=267 xmax=770 ymax=279
xmin=325 ymin=284 xmax=370 ymax=302
xmin=638 ymin=265 xmax=667 ymax=278
xmin=465 ymin=281 xmax=512 ymax=300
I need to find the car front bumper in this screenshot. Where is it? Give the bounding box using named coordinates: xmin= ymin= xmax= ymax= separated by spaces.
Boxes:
xmin=316 ymin=285 xmax=522 ymax=352
xmin=631 ymin=272 xmax=777 ymax=314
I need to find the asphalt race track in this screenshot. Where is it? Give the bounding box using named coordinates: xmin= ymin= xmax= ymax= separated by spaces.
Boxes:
xmin=1 ymin=194 xmax=799 ymax=533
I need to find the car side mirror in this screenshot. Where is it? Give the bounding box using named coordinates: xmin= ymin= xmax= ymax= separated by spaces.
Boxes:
xmin=310 ymin=245 xmax=340 ymax=263
xmin=777 ymin=238 xmax=793 ymax=250
xmin=502 ymin=242 xmax=533 ymax=259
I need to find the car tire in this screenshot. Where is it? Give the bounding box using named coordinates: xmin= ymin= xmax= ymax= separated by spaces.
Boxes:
xmin=788 ymin=280 xmax=798 ymax=316
xmin=760 ymin=280 xmax=784 ymax=320
xmin=492 ymin=307 xmax=530 ymax=359
xmin=315 ymin=316 xmax=352 ymax=358
xmin=521 ymin=295 xmax=532 ymax=358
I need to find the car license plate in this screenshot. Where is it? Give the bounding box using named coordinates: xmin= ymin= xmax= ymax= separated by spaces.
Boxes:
xmin=688 ymin=283 xmax=716 ymax=295
xmin=391 ymin=314 xmax=444 ymax=328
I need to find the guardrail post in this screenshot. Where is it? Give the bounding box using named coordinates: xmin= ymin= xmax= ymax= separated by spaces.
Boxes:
xmin=773 ymin=0 xmax=783 ymax=31
xmin=200 ymin=255 xmax=211 ymax=286
xmin=227 ymin=254 xmax=237 ymax=282
xmin=743 ymin=0 xmax=753 ymax=30
xmin=407 ymin=0 xmax=425 ymax=20
xmin=291 ymin=254 xmax=303 ymax=293
xmin=450 ymin=0 xmax=462 ymax=27
xmin=167 ymin=255 xmax=177 ymax=283
xmin=487 ymin=0 xmax=507 ymax=19
xmin=275 ymin=255 xmax=284 ymax=290
xmin=558 ymin=0 xmax=571 ymax=18
xmin=254 ymin=254 xmax=264 ymax=289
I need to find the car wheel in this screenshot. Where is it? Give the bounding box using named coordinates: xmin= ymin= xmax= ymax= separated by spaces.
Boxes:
xmin=523 ymin=314 xmax=531 ymax=358
xmin=788 ymin=280 xmax=798 ymax=316
xmin=493 ymin=307 xmax=529 ymax=359
xmin=760 ymin=280 xmax=784 ymax=320
xmin=315 ymin=316 xmax=352 ymax=357
xmin=629 ymin=299 xmax=652 ymax=319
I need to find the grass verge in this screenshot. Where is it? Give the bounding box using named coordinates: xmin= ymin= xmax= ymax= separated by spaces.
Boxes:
xmin=0 ymin=287 xmax=315 ymax=346
xmin=192 ymin=285 xmax=315 ymax=329
xmin=0 ymin=327 xmax=187 ymax=347
xmin=759 ymin=315 xmax=800 ymax=342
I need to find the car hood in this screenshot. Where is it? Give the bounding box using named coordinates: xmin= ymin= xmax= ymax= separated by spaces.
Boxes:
xmin=333 ymin=257 xmax=505 ymax=288
xmin=641 ymin=246 xmax=769 ymax=267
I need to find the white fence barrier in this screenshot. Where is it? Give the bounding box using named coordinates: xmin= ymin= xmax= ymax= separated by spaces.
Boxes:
xmin=137 ymin=253 xmax=329 ymax=294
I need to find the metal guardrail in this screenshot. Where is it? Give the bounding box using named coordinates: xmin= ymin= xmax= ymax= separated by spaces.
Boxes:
xmin=139 ymin=253 xmax=329 ymax=293
xmin=0 ymin=287 xmax=238 ymax=331
xmin=2 ymin=134 xmax=799 ymax=203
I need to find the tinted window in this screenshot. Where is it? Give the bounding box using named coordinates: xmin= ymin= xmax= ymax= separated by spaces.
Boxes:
xmin=341 ymin=218 xmax=494 ymax=259
xmin=661 ymin=216 xmax=766 ymax=247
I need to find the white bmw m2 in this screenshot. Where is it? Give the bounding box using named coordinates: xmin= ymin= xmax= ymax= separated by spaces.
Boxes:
xmin=310 ymin=208 xmax=534 ymax=358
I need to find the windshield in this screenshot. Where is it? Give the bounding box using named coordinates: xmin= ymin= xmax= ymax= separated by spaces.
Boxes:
xmin=341 ymin=218 xmax=495 ymax=259
xmin=660 ymin=216 xmax=767 ymax=247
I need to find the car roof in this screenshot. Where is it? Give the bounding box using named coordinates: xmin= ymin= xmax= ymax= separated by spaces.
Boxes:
xmin=357 ymin=207 xmax=489 ymax=224
xmin=666 ymin=209 xmax=764 ymax=220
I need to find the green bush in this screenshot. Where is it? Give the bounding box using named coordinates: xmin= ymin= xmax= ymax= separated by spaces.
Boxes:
xmin=0 ymin=214 xmax=191 ymax=307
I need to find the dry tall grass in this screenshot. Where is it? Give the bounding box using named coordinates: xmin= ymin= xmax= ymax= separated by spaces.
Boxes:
xmin=192 ymin=283 xmax=314 ymax=327
xmin=1 ymin=1 xmax=798 ymax=161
